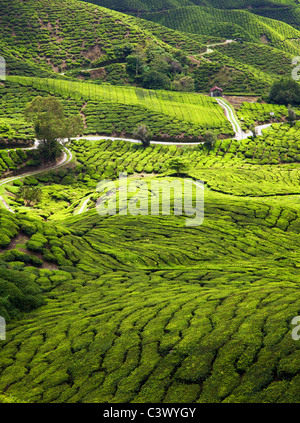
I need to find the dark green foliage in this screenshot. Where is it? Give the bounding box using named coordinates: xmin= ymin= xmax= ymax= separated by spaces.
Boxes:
xmin=269 ymin=78 xmax=300 ymax=106
xmin=202 ymin=130 xmax=217 ymax=147
xmin=142 ymin=70 xmax=171 ymax=90
xmin=24 ymin=96 xmax=83 ymax=162
xmin=167 ymin=157 xmax=189 ymax=175
xmin=126 ymin=42 xmax=189 ymax=91
xmin=0 ymin=266 xmax=45 ymax=321
xmin=132 ymin=124 xmax=152 ymax=148
xmin=17 ymin=186 xmax=42 ymax=206
xmin=0 ymin=0 xmax=300 ymax=405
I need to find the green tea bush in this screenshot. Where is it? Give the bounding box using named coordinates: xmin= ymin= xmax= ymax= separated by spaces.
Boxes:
xmin=0 ymin=266 xmax=45 ymax=321
xmin=26 ymin=234 xmax=48 ymax=253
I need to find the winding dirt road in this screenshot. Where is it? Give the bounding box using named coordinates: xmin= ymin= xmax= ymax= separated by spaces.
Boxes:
xmin=0 ymin=110 xmax=273 ymax=214
xmin=0 ymin=147 xmax=73 ymax=213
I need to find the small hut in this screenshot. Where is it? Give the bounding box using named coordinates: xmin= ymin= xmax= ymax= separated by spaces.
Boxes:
xmin=210 ymin=86 xmax=223 ymax=97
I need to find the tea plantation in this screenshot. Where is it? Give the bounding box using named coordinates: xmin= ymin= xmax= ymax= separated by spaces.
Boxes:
xmin=0 ymin=0 xmax=300 ymax=406
xmin=2 ymin=0 xmax=300 ymax=95
xmin=0 ymin=189 xmax=299 ymax=402
xmin=0 ymin=123 xmax=299 ymax=402
xmin=1 ymin=76 xmax=234 ymax=141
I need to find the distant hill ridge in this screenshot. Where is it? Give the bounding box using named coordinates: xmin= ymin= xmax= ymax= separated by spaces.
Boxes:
xmin=0 ymin=0 xmax=299 ymax=95
xmin=81 ymin=0 xmax=300 ymax=31
xmin=79 ymin=0 xmax=298 ymax=12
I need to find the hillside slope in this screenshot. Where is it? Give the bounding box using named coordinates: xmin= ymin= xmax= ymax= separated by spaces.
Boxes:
xmin=0 ymin=0 xmax=209 ymax=77
xmin=139 ymin=6 xmax=300 ymax=55
xmin=0 ymin=0 xmax=297 ymax=95
xmin=80 ymin=0 xmax=298 ymax=12
xmin=82 ymin=0 xmax=300 ymax=30
xmin=2 ymin=76 xmax=234 ymax=140
xmin=0 ymin=0 xmax=300 ymax=405
xmin=0 ymin=135 xmax=299 ymax=402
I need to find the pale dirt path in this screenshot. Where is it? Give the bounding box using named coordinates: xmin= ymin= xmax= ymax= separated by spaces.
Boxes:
xmin=0 ymin=147 xmax=73 ymax=213
xmin=216 ymin=99 xmax=274 ymax=139
xmin=0 ymin=109 xmax=274 ymax=214
xmin=76 ymin=196 xmax=91 ymax=215
xmin=200 ymin=39 xmax=235 ymax=55
xmin=70 ymin=135 xmax=205 ymax=146
xmin=216 ymin=98 xmax=246 ymax=140
xmin=254 ymin=123 xmax=273 ymax=136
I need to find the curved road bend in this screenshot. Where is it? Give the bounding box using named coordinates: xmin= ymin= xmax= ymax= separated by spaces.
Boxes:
xmin=0 ymin=113 xmax=274 ymax=214
xmin=0 ymin=147 xmax=73 ymax=213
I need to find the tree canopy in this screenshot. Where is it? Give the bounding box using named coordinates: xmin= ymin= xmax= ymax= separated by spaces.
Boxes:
xmin=25 ymin=96 xmax=83 ymax=162
xmin=132 ymin=124 xmax=152 ymax=148
xmin=126 ymin=42 xmax=193 ymax=91
xmin=168 ymin=157 xmax=189 ymax=176
xmin=269 ymin=78 xmax=300 ymax=106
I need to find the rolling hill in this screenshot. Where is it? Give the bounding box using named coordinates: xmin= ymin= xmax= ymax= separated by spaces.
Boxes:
xmin=0 ymin=130 xmax=299 ymax=402
xmin=80 ymin=0 xmax=299 ymax=13
xmin=0 ymin=0 xmax=300 ymax=407
xmin=0 ymin=0 xmax=298 ymax=95
xmin=82 ymin=0 xmax=300 ymax=30
xmin=138 ymin=6 xmax=300 ymax=55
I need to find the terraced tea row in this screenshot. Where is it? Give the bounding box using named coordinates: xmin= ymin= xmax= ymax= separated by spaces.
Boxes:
xmin=237 ymin=103 xmax=292 ymax=127
xmin=0 ymin=80 xmax=220 ymax=143
xmin=2 ymin=127 xmax=300 ymax=222
xmin=0 ymin=125 xmax=299 ymax=403
xmin=70 ymin=134 xmax=300 ymax=195
xmin=3 ymin=77 xmax=234 ymax=140
xmin=0 ymin=0 xmax=183 ymax=75
xmin=0 ymin=197 xmax=299 ymax=402
xmin=0 ymin=149 xmax=37 ymax=178
xmin=140 ymin=6 xmax=300 ymax=55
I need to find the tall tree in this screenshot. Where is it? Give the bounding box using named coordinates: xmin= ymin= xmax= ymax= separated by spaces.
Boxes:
xmin=202 ymin=130 xmax=217 ymax=147
xmin=126 ymin=45 xmax=147 ymax=78
xmin=168 ymin=157 xmax=189 ymax=176
xmin=63 ymin=115 xmax=84 ymax=143
xmin=132 ymin=124 xmax=152 ymax=148
xmin=287 ymin=105 xmax=297 ymax=126
xmin=249 ymin=124 xmax=258 ymax=138
xmin=17 ymin=185 xmax=42 ymax=206
xmin=269 ymin=78 xmax=300 ymax=106
xmin=25 ymin=96 xmax=83 ymax=163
